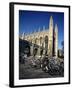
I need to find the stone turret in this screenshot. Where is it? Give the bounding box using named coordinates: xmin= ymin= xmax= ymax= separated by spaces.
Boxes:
xmin=49 ymin=16 xmax=53 ymax=29
xmin=48 ymin=16 xmax=53 ymax=56
xmin=55 ymin=24 xmax=58 ymax=58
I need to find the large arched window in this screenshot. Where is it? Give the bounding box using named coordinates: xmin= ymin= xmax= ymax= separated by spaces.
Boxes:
xmin=35 ymin=38 xmax=38 ymax=44
xmin=40 ymin=37 xmax=42 ymax=45
xmin=45 ymin=36 xmax=48 ymax=54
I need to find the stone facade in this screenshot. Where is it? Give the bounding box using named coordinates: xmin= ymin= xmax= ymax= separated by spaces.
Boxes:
xmin=20 ymin=16 xmax=58 ymax=58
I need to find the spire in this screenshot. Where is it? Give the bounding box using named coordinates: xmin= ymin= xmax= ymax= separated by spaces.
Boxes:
xmin=22 ymin=32 xmax=25 ymax=40
xmin=49 ymin=16 xmax=53 ymax=28
xmin=55 ymin=24 xmax=58 ymax=32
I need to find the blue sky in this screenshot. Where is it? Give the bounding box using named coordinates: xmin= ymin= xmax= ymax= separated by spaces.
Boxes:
xmin=19 ymin=10 xmax=64 ymax=49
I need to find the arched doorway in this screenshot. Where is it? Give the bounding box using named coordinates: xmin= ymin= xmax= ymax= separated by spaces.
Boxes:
xmin=24 ymin=46 xmax=30 ymax=56
xmin=33 ymin=48 xmax=38 ymax=57
xmin=45 ymin=36 xmax=48 ymax=55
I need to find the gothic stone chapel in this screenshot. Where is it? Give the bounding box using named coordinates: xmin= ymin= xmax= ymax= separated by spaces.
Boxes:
xmin=20 ymin=16 xmax=58 ymax=58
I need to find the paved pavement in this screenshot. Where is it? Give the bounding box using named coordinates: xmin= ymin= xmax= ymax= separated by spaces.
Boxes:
xmin=19 ymin=56 xmax=64 ymax=79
